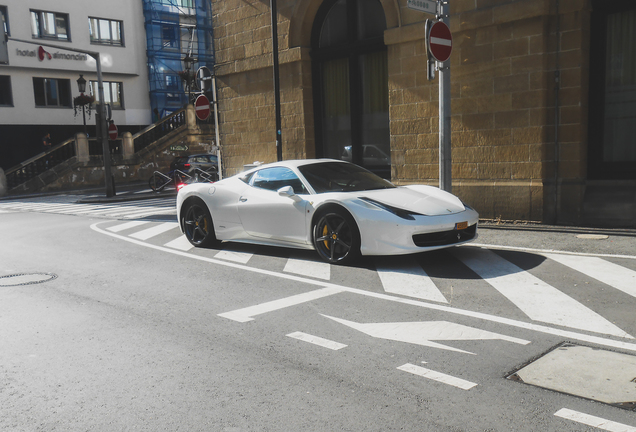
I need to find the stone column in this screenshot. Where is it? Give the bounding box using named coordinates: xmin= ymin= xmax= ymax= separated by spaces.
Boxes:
xmin=122 ymin=132 xmax=134 ymax=160
xmin=75 ymin=133 xmax=89 ymax=163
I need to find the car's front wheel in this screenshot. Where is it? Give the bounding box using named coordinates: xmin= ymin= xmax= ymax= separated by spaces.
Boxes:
xmin=313 ymin=208 xmax=360 ymax=265
xmin=182 ymin=199 xmax=219 ymax=247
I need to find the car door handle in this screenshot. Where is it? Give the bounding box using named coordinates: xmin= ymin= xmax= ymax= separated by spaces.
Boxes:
xmin=239 ymin=197 xmax=247 ymax=202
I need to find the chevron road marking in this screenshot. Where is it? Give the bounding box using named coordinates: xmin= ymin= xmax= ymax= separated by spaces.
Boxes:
xmin=284 ymin=257 xmax=331 ymax=280
xmin=106 ymin=221 xmax=150 ymax=233
xmin=398 ymin=363 xmax=478 ymax=390
xmin=164 ymin=235 xmax=194 ymax=251
xmin=376 ymin=258 xmax=448 ymax=303
xmin=286 ymin=331 xmax=347 ymax=350
xmin=129 ymin=222 xmax=179 ymax=240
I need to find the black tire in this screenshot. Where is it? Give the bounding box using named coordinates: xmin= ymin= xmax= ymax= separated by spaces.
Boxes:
xmin=182 ymin=199 xmax=219 ymax=247
xmin=313 ymin=207 xmax=361 ymax=265
xmin=149 ymin=173 xmax=168 ymax=192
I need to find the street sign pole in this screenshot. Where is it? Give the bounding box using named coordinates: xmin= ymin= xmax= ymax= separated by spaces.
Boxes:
xmin=437 ymin=1 xmax=452 ymax=193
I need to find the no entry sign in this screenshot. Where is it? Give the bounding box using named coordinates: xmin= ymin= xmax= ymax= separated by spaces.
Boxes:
xmin=194 ymin=94 xmax=210 ymax=121
xmin=108 ymin=122 xmax=118 ymax=140
xmin=428 ymin=21 xmax=453 ymax=63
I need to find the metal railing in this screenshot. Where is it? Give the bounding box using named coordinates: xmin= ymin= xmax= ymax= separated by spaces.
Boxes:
xmin=133 ymin=109 xmax=186 ymax=153
xmin=5 ymin=138 xmax=76 ymax=189
xmin=88 ymin=138 xmax=123 ymax=157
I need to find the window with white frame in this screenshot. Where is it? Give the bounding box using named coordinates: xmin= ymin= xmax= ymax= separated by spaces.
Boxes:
xmin=30 ymin=10 xmax=69 ymax=41
xmin=89 ymin=17 xmax=123 ymax=46
xmin=1 ymin=6 xmax=10 ymax=36
xmin=0 ymin=75 xmax=13 ymax=106
xmin=33 ymin=78 xmax=72 ymax=107
xmin=90 ymin=81 xmax=123 ymax=109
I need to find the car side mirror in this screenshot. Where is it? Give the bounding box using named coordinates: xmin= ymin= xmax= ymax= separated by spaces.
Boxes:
xmin=278 ymin=185 xmax=302 ymax=202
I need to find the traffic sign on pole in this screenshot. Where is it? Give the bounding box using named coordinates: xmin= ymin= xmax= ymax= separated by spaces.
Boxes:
xmin=428 ymin=21 xmax=453 ymax=63
xmin=406 ymin=0 xmax=438 ymax=16
xmin=194 ymin=94 xmax=210 ymax=121
xmin=108 ymin=122 xmax=118 ymax=140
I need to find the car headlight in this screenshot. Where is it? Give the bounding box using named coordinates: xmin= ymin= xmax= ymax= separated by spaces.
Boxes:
xmin=359 ymin=197 xmax=425 ymax=220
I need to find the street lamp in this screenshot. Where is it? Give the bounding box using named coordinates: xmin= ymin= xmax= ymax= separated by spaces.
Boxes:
xmin=76 ymin=74 xmax=88 ymax=137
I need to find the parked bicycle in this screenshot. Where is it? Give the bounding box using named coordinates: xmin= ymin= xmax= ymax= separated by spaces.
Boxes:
xmin=148 ymin=167 xmax=217 ymax=192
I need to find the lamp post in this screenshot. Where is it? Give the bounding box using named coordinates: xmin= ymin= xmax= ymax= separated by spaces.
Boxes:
xmin=76 ymin=74 xmax=88 ymax=137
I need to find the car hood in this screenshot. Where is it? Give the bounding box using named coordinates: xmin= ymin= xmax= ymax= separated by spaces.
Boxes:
xmin=357 ymin=185 xmax=466 ymax=216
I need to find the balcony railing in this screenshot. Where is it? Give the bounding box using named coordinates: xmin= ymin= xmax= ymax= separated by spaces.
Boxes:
xmin=133 ymin=109 xmax=186 ymax=153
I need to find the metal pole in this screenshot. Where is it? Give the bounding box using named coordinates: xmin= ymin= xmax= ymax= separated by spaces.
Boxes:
xmin=438 ymin=1 xmax=452 ymax=193
xmin=94 ymin=55 xmax=115 ymax=197
xmin=270 ymin=0 xmax=283 ymax=162
xmin=212 ymin=75 xmax=222 ymax=180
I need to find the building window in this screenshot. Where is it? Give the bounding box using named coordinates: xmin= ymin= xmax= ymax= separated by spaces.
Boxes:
xmin=589 ymin=0 xmax=636 ymax=179
xmin=162 ymin=25 xmax=178 ymax=49
xmin=90 ymin=81 xmax=123 ymax=109
xmin=161 ymin=0 xmax=194 ymax=8
xmin=30 ymin=10 xmax=70 ymax=41
xmin=0 ymin=75 xmax=13 ymax=106
xmin=33 ymin=78 xmax=72 ymax=107
xmin=1 ymin=6 xmax=10 ymax=36
xmin=311 ymin=0 xmax=390 ymax=178
xmin=89 ymin=17 xmax=123 ymax=46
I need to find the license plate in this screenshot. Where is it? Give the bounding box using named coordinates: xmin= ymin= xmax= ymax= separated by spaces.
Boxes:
xmin=455 ymin=221 xmax=468 ymax=230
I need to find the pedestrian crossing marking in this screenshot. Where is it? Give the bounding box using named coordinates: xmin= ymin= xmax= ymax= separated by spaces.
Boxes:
xmin=164 ymin=235 xmax=194 ymax=251
xmin=107 ymin=221 xmax=150 ymax=233
xmin=214 ymin=250 xmax=253 ymax=264
xmin=284 ymin=257 xmax=330 ymax=280
xmin=452 ymin=248 xmax=632 ymax=339
xmin=129 ymin=222 xmax=179 ymax=240
xmin=544 ymin=253 xmax=636 ymax=299
xmin=376 ymin=258 xmax=448 ymax=303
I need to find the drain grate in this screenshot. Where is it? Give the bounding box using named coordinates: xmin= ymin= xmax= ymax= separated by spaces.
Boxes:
xmin=508 ymin=342 xmax=636 ymax=410
xmin=0 ymin=273 xmax=58 ymax=287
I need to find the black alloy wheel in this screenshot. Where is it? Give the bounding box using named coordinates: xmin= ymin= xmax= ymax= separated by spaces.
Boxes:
xmin=183 ymin=201 xmax=218 ymax=247
xmin=313 ymin=208 xmax=360 ymax=265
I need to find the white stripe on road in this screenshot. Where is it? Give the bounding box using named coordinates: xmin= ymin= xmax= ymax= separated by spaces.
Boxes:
xmin=453 ymin=248 xmax=632 ymax=339
xmin=218 ymin=286 xmax=345 ymax=322
xmin=544 ymin=253 xmax=636 ymax=299
xmin=554 ymin=408 xmax=636 ymax=432
xmin=398 ymin=363 xmax=477 ymax=390
xmin=287 ymin=331 xmax=347 ymax=350
xmin=164 ymin=235 xmax=194 ymax=251
xmin=129 ymin=222 xmax=178 ymax=240
xmin=376 ymin=259 xmax=448 ymax=303
xmin=214 ymin=250 xmax=253 ymax=264
xmin=284 ymin=258 xmax=330 ymax=280
xmin=106 ymin=221 xmax=150 ymax=233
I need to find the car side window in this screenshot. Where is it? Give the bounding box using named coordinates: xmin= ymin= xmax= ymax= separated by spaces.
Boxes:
xmin=250 ymin=167 xmax=308 ymax=194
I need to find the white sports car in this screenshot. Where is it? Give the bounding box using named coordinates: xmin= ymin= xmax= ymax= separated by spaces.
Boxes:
xmin=176 ymin=159 xmax=478 ymax=264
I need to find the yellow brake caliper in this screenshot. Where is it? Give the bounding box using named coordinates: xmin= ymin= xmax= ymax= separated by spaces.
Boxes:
xmin=323 ymin=225 xmax=330 ymax=250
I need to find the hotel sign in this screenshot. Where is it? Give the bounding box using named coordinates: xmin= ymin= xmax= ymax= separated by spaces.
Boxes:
xmin=15 ymin=45 xmax=88 ymax=62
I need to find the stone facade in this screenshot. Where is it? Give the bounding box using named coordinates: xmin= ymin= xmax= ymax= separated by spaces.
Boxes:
xmin=211 ymin=0 xmax=628 ymax=226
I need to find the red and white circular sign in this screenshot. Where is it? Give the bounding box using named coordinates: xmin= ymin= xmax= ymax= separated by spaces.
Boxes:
xmin=194 ymin=94 xmax=210 ymax=121
xmin=108 ymin=122 xmax=118 ymax=140
xmin=428 ymin=21 xmax=453 ymax=63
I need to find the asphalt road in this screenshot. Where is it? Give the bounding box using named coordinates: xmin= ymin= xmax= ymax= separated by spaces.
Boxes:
xmin=1 ymin=206 xmax=635 ymax=431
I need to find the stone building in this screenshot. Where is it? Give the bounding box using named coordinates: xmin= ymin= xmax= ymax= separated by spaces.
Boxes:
xmin=211 ymin=0 xmax=636 ymax=227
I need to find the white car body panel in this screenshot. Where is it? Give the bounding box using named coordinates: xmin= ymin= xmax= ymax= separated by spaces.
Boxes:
xmin=176 ymin=159 xmax=479 ymax=256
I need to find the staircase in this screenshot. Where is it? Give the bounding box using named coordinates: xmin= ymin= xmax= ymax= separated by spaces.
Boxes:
xmin=1 ymin=105 xmax=217 ymax=196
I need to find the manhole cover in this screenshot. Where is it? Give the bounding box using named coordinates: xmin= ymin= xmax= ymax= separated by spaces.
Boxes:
xmin=508 ymin=343 xmax=636 ymax=410
xmin=0 ymin=273 xmax=58 ymax=287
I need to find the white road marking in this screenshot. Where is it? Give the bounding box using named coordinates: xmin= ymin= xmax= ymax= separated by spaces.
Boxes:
xmin=164 ymin=235 xmax=194 ymax=251
xmin=90 ymin=222 xmax=636 ymax=353
xmin=544 ymin=253 xmax=636 ymax=299
xmin=214 ymin=250 xmax=253 ymax=264
xmin=286 ymin=331 xmax=347 ymax=350
xmin=284 ymin=257 xmax=330 ymax=280
xmin=375 ymin=258 xmax=448 ymax=303
xmin=322 ymin=316 xmax=530 ymax=355
xmin=469 ymin=242 xmax=636 ymax=260
xmin=453 ymin=248 xmax=632 ymax=339
xmin=398 ymin=363 xmax=477 ymax=390
xmin=107 ymin=221 xmax=150 ymax=233
xmin=218 ymin=287 xmax=345 ymax=322
xmin=554 ymin=408 xmax=636 ymax=432
xmin=129 ymin=222 xmax=179 ymax=240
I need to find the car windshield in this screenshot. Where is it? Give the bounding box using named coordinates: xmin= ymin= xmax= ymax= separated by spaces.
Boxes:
xmin=298 ymin=162 xmax=395 ymax=193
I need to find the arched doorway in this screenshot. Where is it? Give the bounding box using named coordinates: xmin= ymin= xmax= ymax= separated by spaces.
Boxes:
xmin=311 ymin=0 xmax=390 ymax=178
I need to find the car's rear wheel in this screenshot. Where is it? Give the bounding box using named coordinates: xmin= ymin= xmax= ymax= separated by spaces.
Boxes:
xmin=183 ymin=199 xmax=219 ymax=247
xmin=313 ymin=208 xmax=360 ymax=265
